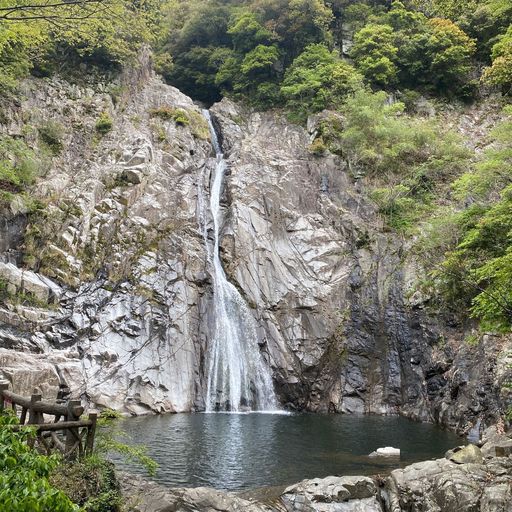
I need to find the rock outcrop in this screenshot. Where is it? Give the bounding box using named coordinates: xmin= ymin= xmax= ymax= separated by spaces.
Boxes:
xmin=119 ymin=473 xmax=271 ymax=512
xmin=0 ymin=60 xmax=510 ymax=432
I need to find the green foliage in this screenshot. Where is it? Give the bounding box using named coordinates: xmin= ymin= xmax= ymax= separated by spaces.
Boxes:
xmin=95 ymin=112 xmax=113 ymax=136
xmin=309 ymin=137 xmax=327 ymax=156
xmin=38 ymin=120 xmax=64 ymax=156
xmin=0 ymin=20 xmax=44 ymax=93
xmin=370 ymin=184 xmax=432 ymax=231
xmin=482 ymin=25 xmax=512 ymax=91
xmin=425 ymin=0 xmax=512 ymax=61
xmin=426 ymin=18 xmax=477 ymax=95
xmin=351 ymin=24 xmax=398 ymax=87
xmin=95 ymin=409 xmax=158 ymax=477
xmin=281 ymin=44 xmax=363 ymax=121
xmin=240 ymin=44 xmax=280 ymax=77
xmin=333 ymin=90 xmax=468 ymax=180
xmin=0 ymin=0 xmax=160 ymax=90
xmin=0 ymin=407 xmax=156 ymax=511
xmin=316 ymin=89 xmax=469 ymax=231
xmin=157 ymin=0 xmax=335 ymax=106
xmin=465 ymin=333 xmax=480 ymax=346
xmin=149 ymin=106 xmax=209 ymax=139
xmin=150 ymin=106 xmax=189 ymax=126
xmin=435 ymin=186 xmax=512 ymax=331
xmin=452 ymin=107 xmax=512 ymax=202
xmin=0 ymin=137 xmax=42 ymax=199
xmin=49 ymin=457 xmax=121 ymax=512
xmin=0 ymin=279 xmax=51 ymax=308
xmin=0 ymin=412 xmax=79 ymax=512
xmin=425 ymin=110 xmax=512 ymax=331
xmin=228 ymin=11 xmax=275 ymax=53
xmin=350 ymin=1 xmax=476 ymax=96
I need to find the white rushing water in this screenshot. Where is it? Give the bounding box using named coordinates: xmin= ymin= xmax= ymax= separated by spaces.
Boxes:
xmin=200 ymin=110 xmax=278 ymax=412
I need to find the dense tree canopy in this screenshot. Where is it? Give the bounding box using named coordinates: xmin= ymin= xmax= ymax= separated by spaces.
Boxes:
xmin=1 ymin=0 xmax=510 ymax=105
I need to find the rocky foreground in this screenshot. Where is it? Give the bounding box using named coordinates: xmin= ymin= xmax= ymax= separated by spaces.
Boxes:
xmin=119 ymin=427 xmax=512 ymax=512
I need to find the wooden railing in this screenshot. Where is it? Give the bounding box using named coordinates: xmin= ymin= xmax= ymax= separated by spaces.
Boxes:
xmin=0 ymin=381 xmax=97 ymax=460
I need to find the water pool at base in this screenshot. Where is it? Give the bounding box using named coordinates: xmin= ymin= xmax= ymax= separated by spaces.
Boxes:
xmin=115 ymin=413 xmax=461 ymax=491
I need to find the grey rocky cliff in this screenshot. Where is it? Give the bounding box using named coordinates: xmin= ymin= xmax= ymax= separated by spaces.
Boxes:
xmin=0 ymin=61 xmax=510 ymax=431
xmin=0 ymin=57 xmax=213 ymax=414
xmin=209 ymin=99 xmax=511 ymax=431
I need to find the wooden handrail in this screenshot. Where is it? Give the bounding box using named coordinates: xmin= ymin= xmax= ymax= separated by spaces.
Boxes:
xmin=0 ymin=382 xmax=97 ymax=459
xmin=8 ymin=418 xmax=94 ymax=432
xmin=1 ymin=390 xmax=84 ymax=417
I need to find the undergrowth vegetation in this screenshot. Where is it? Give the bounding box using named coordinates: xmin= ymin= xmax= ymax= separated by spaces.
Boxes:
xmin=0 ymin=412 xmax=79 ymax=511
xmin=426 ymin=108 xmax=512 ymax=332
xmin=0 ymin=408 xmax=157 ymax=512
xmin=313 ymin=90 xmax=470 ymax=231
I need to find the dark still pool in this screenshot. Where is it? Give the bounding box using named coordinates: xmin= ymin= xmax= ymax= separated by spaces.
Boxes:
xmin=115 ymin=413 xmax=461 ymax=491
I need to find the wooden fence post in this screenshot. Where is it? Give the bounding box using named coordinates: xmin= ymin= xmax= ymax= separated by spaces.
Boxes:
xmin=28 ymin=394 xmax=42 ymax=424
xmin=0 ymin=381 xmax=8 ymax=411
xmin=1 ymin=388 xmax=96 ymax=460
xmin=86 ymin=413 xmax=97 ymax=456
xmin=27 ymin=394 xmax=42 ymax=448
xmin=65 ymin=400 xmax=82 ymax=459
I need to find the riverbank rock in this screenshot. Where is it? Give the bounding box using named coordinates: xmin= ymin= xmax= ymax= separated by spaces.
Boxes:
xmin=445 ymin=444 xmax=483 ymax=464
xmin=118 ymin=473 xmax=270 ymax=512
xmin=119 ymin=433 xmax=512 ymax=512
xmin=281 ymin=476 xmax=381 ymax=512
xmin=480 ymin=425 xmax=512 ymax=458
xmin=384 ymin=451 xmax=512 ymax=511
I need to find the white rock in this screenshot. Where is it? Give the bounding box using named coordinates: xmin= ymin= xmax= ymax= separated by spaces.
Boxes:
xmin=369 ymin=447 xmax=401 ymax=457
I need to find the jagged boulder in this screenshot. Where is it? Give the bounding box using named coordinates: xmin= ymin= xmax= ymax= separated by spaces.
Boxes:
xmin=281 ymin=476 xmax=382 ymax=512
xmin=118 ymin=473 xmax=269 ymax=512
xmin=445 ymin=445 xmax=484 ymax=464
xmin=384 ymin=453 xmax=512 ymax=512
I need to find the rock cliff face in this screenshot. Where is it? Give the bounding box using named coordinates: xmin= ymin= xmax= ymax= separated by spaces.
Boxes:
xmin=0 ymin=62 xmax=510 ymax=432
xmin=209 ymin=100 xmax=511 ymax=433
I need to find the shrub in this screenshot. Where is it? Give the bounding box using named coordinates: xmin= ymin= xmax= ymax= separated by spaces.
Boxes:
xmin=95 ymin=409 xmax=157 ymax=477
xmin=38 ymin=121 xmax=65 ymax=155
xmin=0 ymin=136 xmax=40 ymax=193
xmin=316 ymin=90 xmax=469 ymax=232
xmin=95 ymin=112 xmax=113 ymax=135
xmin=0 ymin=412 xmax=79 ymax=512
xmin=371 ymin=185 xmax=425 ymax=231
xmin=309 ymin=137 xmax=327 ymax=156
xmin=281 ymin=44 xmax=363 ymax=122
xmin=149 ymin=106 xmax=190 ymax=126
xmin=50 ymin=457 xmax=121 ymax=512
xmin=322 ymin=88 xmax=469 ymax=179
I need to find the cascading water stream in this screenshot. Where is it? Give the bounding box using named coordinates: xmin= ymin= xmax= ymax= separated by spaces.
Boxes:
xmin=200 ymin=110 xmax=278 ymax=413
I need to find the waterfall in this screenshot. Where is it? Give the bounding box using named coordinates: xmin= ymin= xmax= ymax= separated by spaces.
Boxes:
xmin=200 ymin=110 xmax=278 ymax=413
